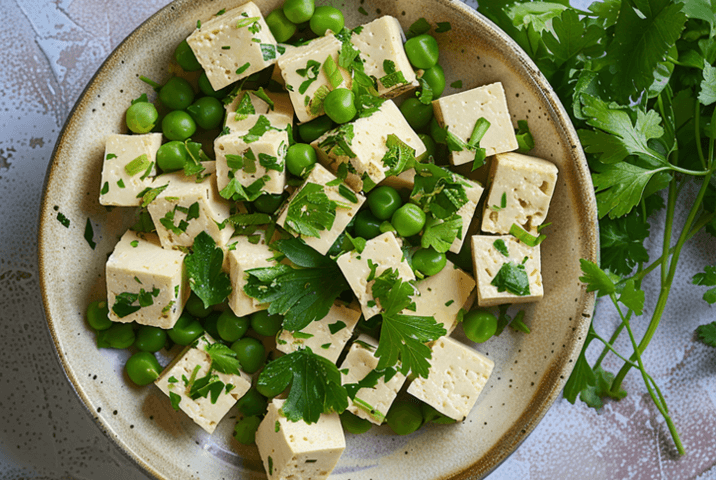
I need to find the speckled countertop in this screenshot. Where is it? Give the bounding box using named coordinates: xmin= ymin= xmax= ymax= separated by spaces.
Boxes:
xmin=2 ymin=1 xmax=716 ymax=479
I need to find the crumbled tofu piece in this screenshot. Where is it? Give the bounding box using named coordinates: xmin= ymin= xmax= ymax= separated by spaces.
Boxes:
xmin=312 ymin=100 xmax=426 ymax=192
xmin=410 ymin=260 xmax=476 ymax=334
xmin=276 ymin=164 xmax=366 ymax=255
xmin=481 ymin=152 xmax=558 ymax=234
xmin=256 ymin=399 xmax=346 ymax=480
xmin=214 ymin=128 xmax=288 ymax=197
xmin=106 ymin=230 xmax=188 ymax=329
xmin=146 ymin=162 xmax=233 ymax=249
xmin=339 ymin=334 xmax=407 ymax=425
xmin=227 ymin=234 xmax=276 ymax=317
xmin=350 ymin=16 xmax=418 ymax=98
xmin=155 ymin=334 xmax=251 ymax=434
xmin=187 ymin=2 xmax=279 ymax=91
xmin=336 ymin=232 xmax=415 ymax=319
xmin=471 ymin=235 xmax=543 ymax=307
xmin=224 ymin=89 xmax=294 ymax=133
xmin=432 ymin=82 xmax=518 ymax=166
xmin=450 ymin=177 xmax=484 ymax=253
xmin=407 ymin=336 xmax=494 ymax=421
xmin=99 ymin=133 xmax=162 ymax=206
xmin=277 ymin=301 xmax=361 ymax=363
xmin=277 ymin=34 xmax=351 ymax=123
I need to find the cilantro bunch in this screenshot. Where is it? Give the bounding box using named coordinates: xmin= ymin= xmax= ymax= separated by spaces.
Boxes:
xmin=477 ymin=0 xmax=716 ymax=454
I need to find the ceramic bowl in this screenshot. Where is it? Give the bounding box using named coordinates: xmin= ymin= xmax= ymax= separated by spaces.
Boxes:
xmin=38 ymin=0 xmax=598 ymax=478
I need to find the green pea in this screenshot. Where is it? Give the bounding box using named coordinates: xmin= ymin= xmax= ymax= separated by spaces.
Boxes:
xmin=87 ymin=300 xmax=112 ymax=331
xmin=266 ymin=9 xmax=297 ymax=43
xmin=174 ymin=39 xmax=201 ymax=72
xmin=126 ymin=101 xmax=158 ymax=134
xmin=159 ymin=77 xmax=195 ymax=111
xmin=217 ymin=310 xmax=250 ymax=343
xmin=230 ymin=337 xmax=265 ymax=374
xmin=162 ymin=110 xmax=196 ymax=141
xmin=156 ymin=140 xmax=189 ymax=172
xmin=198 ymin=71 xmax=232 ymax=98
xmin=253 ymin=193 xmax=285 ymax=214
xmin=412 ymin=248 xmax=447 ymax=276
xmin=421 ymin=64 xmax=445 ymax=98
xmin=168 ymin=313 xmax=204 ymax=345
xmin=134 ymin=326 xmax=167 ymax=352
xmin=430 ymin=118 xmax=447 ymax=144
xmin=97 ymin=323 xmax=135 ymax=349
xmin=340 ymin=411 xmax=372 ymax=434
xmin=353 ymin=210 xmax=382 ymax=239
xmin=386 ymin=401 xmax=423 ymax=435
xmin=367 ymin=186 xmax=402 ymax=220
xmin=462 ymin=310 xmax=498 ymax=343
xmin=323 ymin=88 xmax=356 ymax=124
xmin=236 ymin=388 xmax=268 ymax=417
xmin=187 ymin=96 xmax=223 ymax=130
xmin=404 ymin=34 xmax=439 ymax=70
xmin=286 ymin=143 xmax=317 ymax=177
xmin=250 ymin=310 xmax=283 ymax=337
xmin=298 ymin=115 xmax=334 ymax=143
xmin=418 ymin=133 xmax=436 ymax=161
xmin=125 ymin=352 xmax=162 ymax=386
xmin=391 ymin=203 xmax=426 ymax=237
xmin=185 ymin=293 xmax=212 ymax=318
xmin=283 ymin=0 xmax=315 ymax=24
xmin=234 ymin=416 xmax=262 ymax=445
xmin=310 ymin=6 xmax=344 ymax=36
xmin=400 ymin=97 xmax=433 ymax=130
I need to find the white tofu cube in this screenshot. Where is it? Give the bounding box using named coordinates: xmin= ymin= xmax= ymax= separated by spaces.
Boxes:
xmin=256 ymin=399 xmax=346 ymax=480
xmin=481 ymin=152 xmax=558 ymax=234
xmin=187 ymin=2 xmax=279 ymax=91
xmin=339 ymin=334 xmax=407 ymax=425
xmin=276 ymin=164 xmax=366 ymax=255
xmin=336 ymin=232 xmax=415 ymax=319
xmin=227 ymin=234 xmax=277 ymax=317
xmin=432 ymin=82 xmax=518 ymax=166
xmin=277 ymin=34 xmax=351 ymax=123
xmin=471 ymin=235 xmax=543 ymax=307
xmin=351 ymin=16 xmax=418 ymax=98
xmin=214 ymin=127 xmax=288 ymax=198
xmin=407 ymin=336 xmax=494 ymax=421
xmin=155 ymin=334 xmax=251 ymax=434
xmin=105 ymin=230 xmax=189 ymax=329
xmin=450 ymin=177 xmax=484 ymax=253
xmin=146 ymin=162 xmax=233 ymax=249
xmin=276 ymin=301 xmax=361 ymax=364
xmin=99 ymin=133 xmax=162 ymax=206
xmin=224 ymin=88 xmax=294 ymax=133
xmin=410 ymin=260 xmax=476 ymax=335
xmin=312 ymin=100 xmax=426 ymax=192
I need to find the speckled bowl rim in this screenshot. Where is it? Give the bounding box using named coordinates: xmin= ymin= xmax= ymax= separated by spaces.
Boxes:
xmin=37 ymin=1 xmax=598 ymax=478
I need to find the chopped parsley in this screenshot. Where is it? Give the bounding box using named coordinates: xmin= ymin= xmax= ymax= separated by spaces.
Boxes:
xmin=406 ymin=18 xmax=431 ymax=39
xmin=491 ymin=192 xmax=508 ymax=211
xmin=236 ymin=16 xmax=260 ymax=29
xmin=328 ymin=321 xmax=347 ymax=334
xmin=100 ymin=182 xmax=109 ymax=195
xmin=358 ymin=6 xmax=368 ymax=15
xmin=84 ymin=218 xmax=96 ymax=250
xmin=510 ymin=223 xmax=546 ymax=247
xmin=435 ymin=21 xmax=452 ymax=33
xmin=381 ymin=134 xmax=416 ymax=177
xmin=124 ymin=154 xmax=151 ymax=176
xmin=169 ymin=392 xmax=181 ymax=411
xmin=242 ymin=115 xmax=277 ymax=143
xmin=491 ymin=261 xmax=531 ymax=296
xmin=493 ymin=239 xmax=510 ymax=257
xmin=323 ymin=55 xmax=344 ymax=89
xmin=411 ymin=163 xmax=470 ymax=219
xmin=297 ymin=60 xmax=322 ymax=94
xmin=185 ymin=232 xmax=232 ymax=308
xmin=450 ymin=80 xmax=463 ymax=88
xmin=260 ymin=44 xmax=277 ymax=61
xmin=111 ymin=287 xmax=160 ymax=318
xmin=284 ymin=182 xmax=337 ymax=238
xmin=421 ymin=214 xmax=462 ymax=253
xmin=57 ymin=212 xmax=70 ymax=228
xmin=236 ymin=62 xmax=251 ymax=75
xmin=379 ymin=59 xmax=408 ymax=89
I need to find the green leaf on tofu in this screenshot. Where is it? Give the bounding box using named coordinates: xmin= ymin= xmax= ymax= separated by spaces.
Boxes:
xmin=317 ymin=124 xmax=357 ymax=158
xmin=256 ymin=347 xmax=348 ymax=424
xmin=308 ymin=85 xmax=331 ymax=116
xmin=371 ymin=269 xmax=447 ymax=378
xmin=253 ymin=87 xmax=275 ymax=110
xmin=493 ymin=239 xmax=509 ymax=257
xmin=285 ymin=182 xmax=337 ymax=238
xmin=338 ymin=37 xmax=360 ymax=69
xmin=379 ymin=60 xmax=408 ymax=89
xmin=236 ymin=62 xmax=251 ymax=75
xmin=421 ymin=215 xmax=462 ymax=254
xmin=220 ymin=174 xmax=269 ymax=202
xmin=125 ymin=154 xmax=151 ymax=176
xmin=242 ymin=115 xmax=277 ymax=144
xmin=101 ymin=182 xmax=109 ymax=195
xmin=297 ymin=60 xmax=322 ymax=95
xmin=184 ymin=140 xmax=210 ymax=178
xmin=323 ymin=55 xmax=344 ymax=89
xmin=693 ymin=265 xmax=716 ymax=304
xmin=244 ymin=238 xmax=350 ymax=331
xmin=381 ymin=134 xmax=416 ymax=177
xmin=696 ymin=322 xmax=716 ymax=347
xmin=205 ymin=343 xmax=243 ymax=375
xmin=491 ymin=261 xmax=531 ymax=296
xmin=234 ymin=93 xmax=257 ymax=121
xmin=227 ymin=212 xmax=272 ymax=226
xmin=411 ymin=163 xmax=470 ymax=220
xmin=260 ymin=44 xmax=277 ymax=62
xmin=259 ymin=152 xmax=283 ymax=172
xmin=189 ymin=373 xmax=225 ymax=404
xmin=356 ymin=94 xmax=385 ymax=118
xmin=185 ymin=231 xmax=232 ymax=308
xmin=112 ymin=288 xmax=159 ymax=318
xmin=510 ymin=223 xmax=546 ymax=247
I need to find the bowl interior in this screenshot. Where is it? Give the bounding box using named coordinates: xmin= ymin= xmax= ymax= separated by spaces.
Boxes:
xmin=38 ymin=1 xmax=597 ymax=479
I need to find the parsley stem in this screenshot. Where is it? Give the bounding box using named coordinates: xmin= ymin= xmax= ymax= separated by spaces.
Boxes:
xmin=609 ymin=293 xmax=685 ymax=455
xmin=591 ymin=330 xmax=638 ymax=369
xmin=666 ymin=164 xmax=711 ymax=176
xmin=694 ymin=101 xmax=707 ymax=170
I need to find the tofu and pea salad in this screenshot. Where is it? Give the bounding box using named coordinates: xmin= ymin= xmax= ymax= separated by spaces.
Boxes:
xmin=86 ymin=0 xmax=558 ymax=477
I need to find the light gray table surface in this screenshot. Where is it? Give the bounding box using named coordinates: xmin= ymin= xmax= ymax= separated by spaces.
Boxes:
xmin=2 ymin=0 xmax=716 ymax=479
